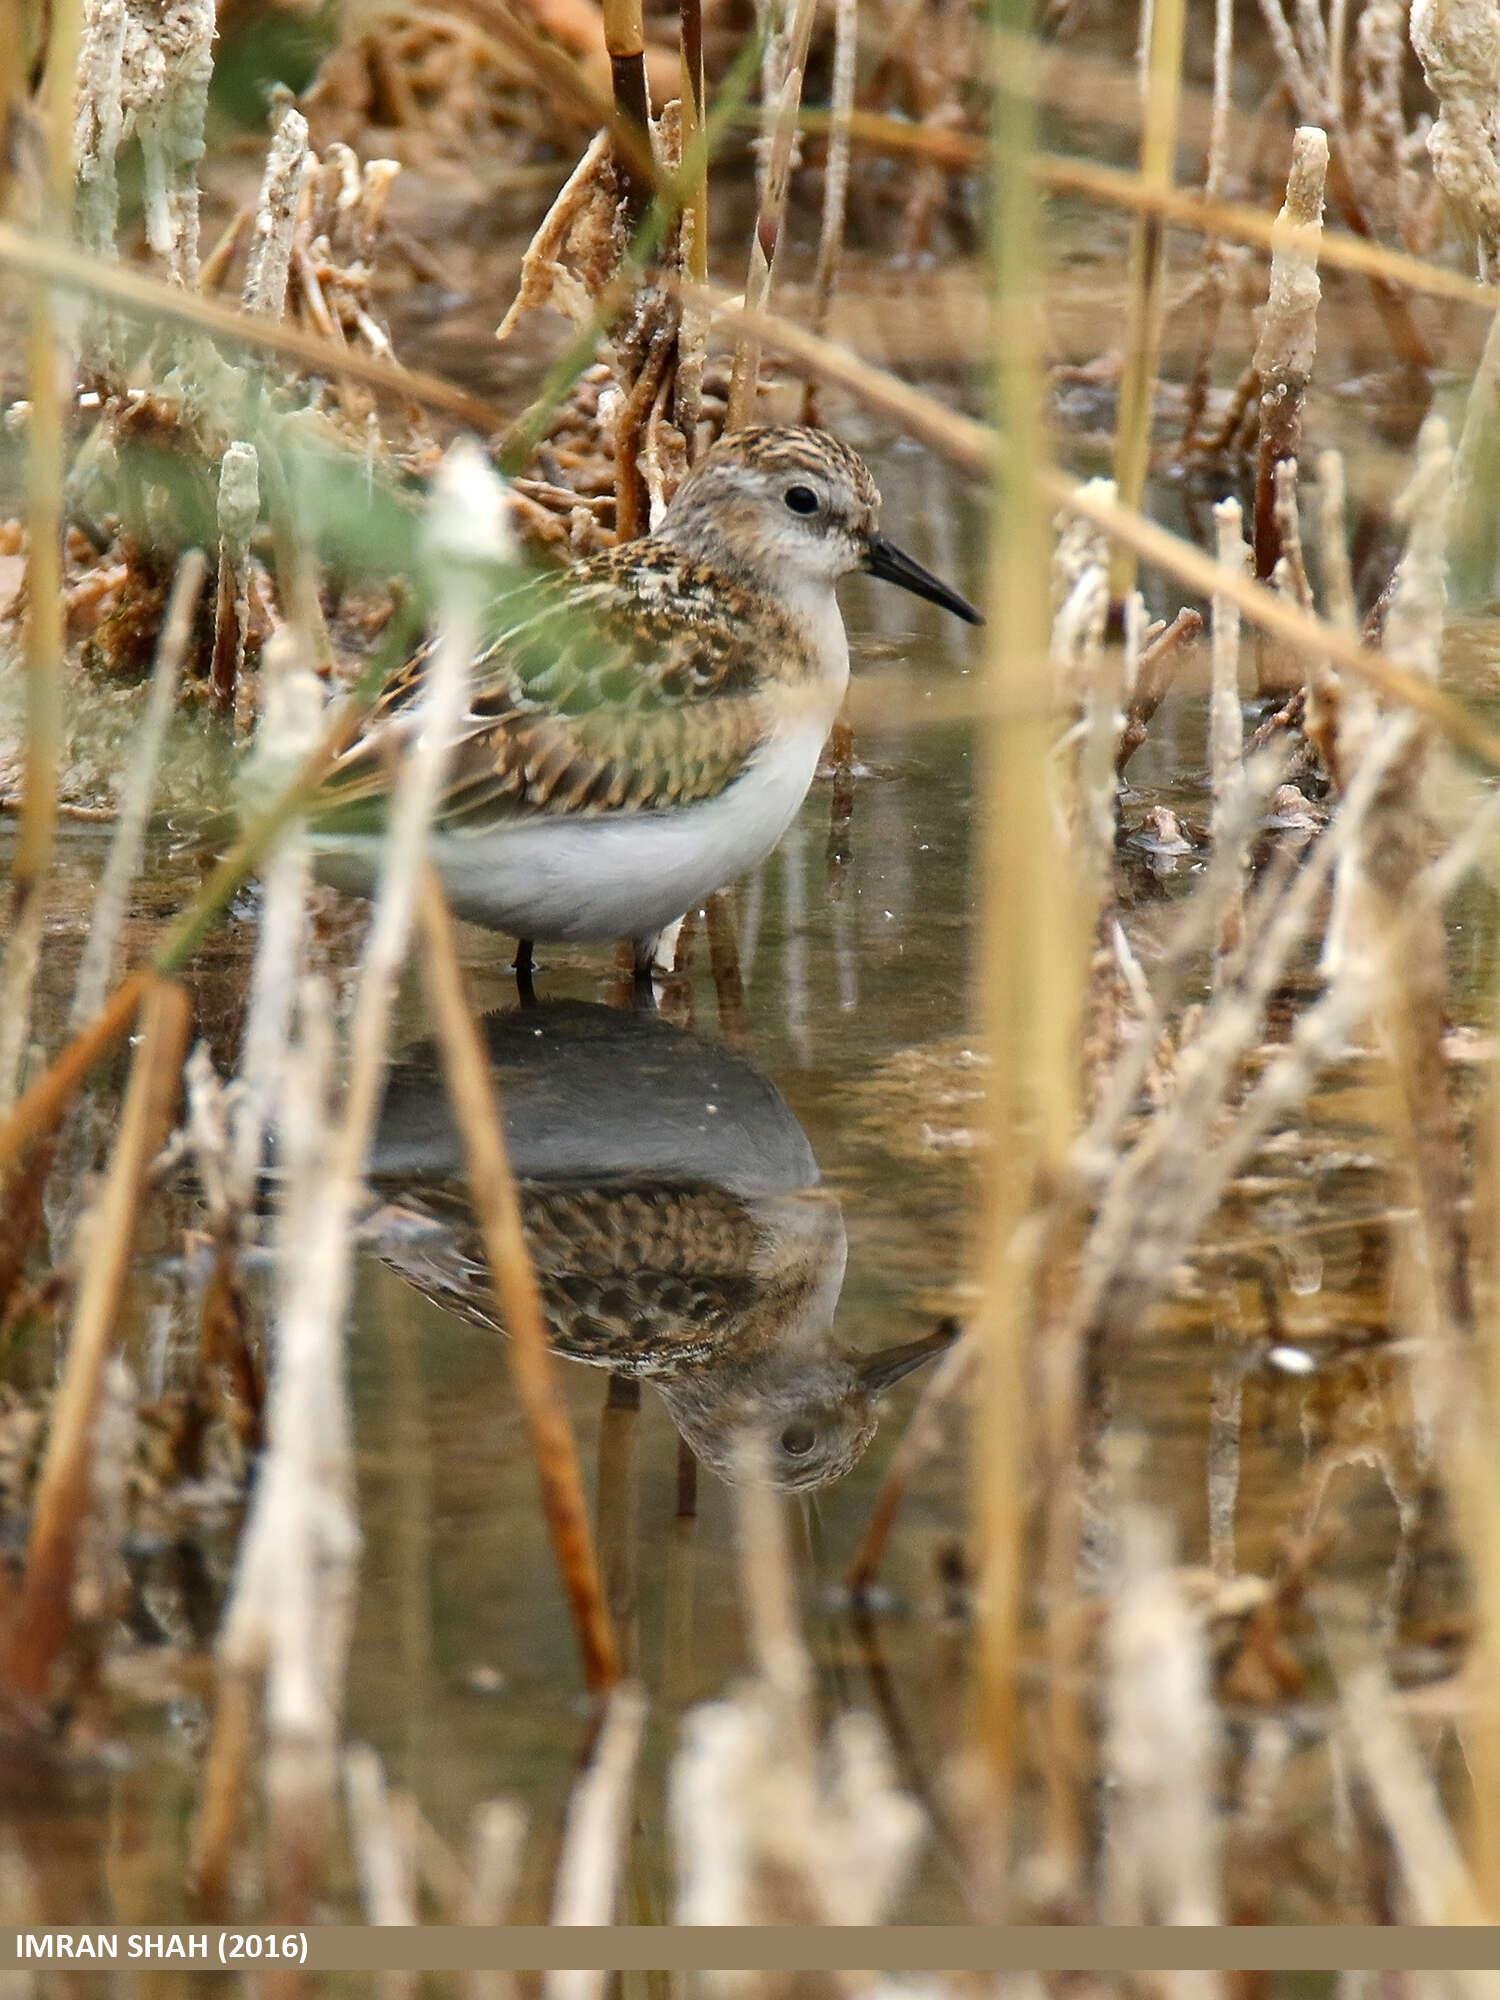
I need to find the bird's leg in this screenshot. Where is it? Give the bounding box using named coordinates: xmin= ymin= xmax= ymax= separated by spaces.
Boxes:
xmin=513 ymin=938 xmax=536 ymax=1005
xmin=630 ymin=933 xmax=659 ymax=1012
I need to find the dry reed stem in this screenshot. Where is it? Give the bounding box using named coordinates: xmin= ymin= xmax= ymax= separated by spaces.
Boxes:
xmin=602 ymin=0 xmax=652 ymax=220
xmin=205 ymin=445 xmax=504 ymax=1916
xmin=415 ymin=866 xmax=620 ymax=1693
xmin=1411 ymin=0 xmax=1500 ymax=282
xmin=674 ymin=0 xmax=707 ymax=455
xmin=967 ymin=2 xmax=1070 ymax=1907
xmin=1337 ymin=419 xmax=1471 ymax=1339
xmin=1458 ymin=986 xmax=1500 ymax=1914
xmin=846 ymin=1333 xmax=974 ymax=1597
xmin=1210 ymin=498 xmax=1248 ymax=977
xmin=1331 ymin=1635 xmax=1488 ymax=1930
xmin=344 ymin=1744 xmax=419 ymax=1925
xmin=1070 ymin=716 xmax=1415 ymax=1352
xmin=545 ymin=1683 xmax=648 ymax=1990
xmin=725 ymin=0 xmax=818 ymax=428
xmin=70 ymin=551 xmax=207 ymax=1030
xmin=1256 ymin=0 xmax=1436 ymax=387
xmin=1179 ymin=0 xmax=1234 ymax=449
xmin=2 ymin=2 xmax=79 ymax=1118
xmin=1114 ymin=606 xmax=1203 ymax=772
xmin=0 ymin=969 xmax=148 ymax=1194
xmin=731 ymin=1436 xmax=814 ymax=1748
xmin=188 ymin=1665 xmax=258 ymax=1906
xmin=1103 ymin=1497 xmax=1221 ymax=1931
xmin=0 ymin=975 xmax=190 ymax=1704
xmin=683 ymin=282 xmax=1500 ymax=772
xmin=210 ymin=444 xmax=257 ymax=717
xmin=1032 ymin=152 xmax=1495 ymax=313
xmin=1252 ymin=125 xmax=1327 ymax=613
xmin=800 ymin=0 xmax=856 ymax=424
xmin=242 ymin=105 xmax=309 ymax=318
xmin=1109 ymin=0 xmax=1186 ymax=599
xmin=0 ymin=218 xmax=508 ymax=432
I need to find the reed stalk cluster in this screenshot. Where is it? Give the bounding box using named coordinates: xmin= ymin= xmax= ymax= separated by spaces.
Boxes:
xmin=7 ymin=0 xmax=1500 ymax=1959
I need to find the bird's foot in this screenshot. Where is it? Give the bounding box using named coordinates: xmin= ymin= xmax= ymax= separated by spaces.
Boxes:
xmin=513 ymin=938 xmax=537 ymax=1006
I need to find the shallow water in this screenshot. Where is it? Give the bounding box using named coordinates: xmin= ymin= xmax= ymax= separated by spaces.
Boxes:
xmin=3 ymin=190 xmax=1500 ymax=1968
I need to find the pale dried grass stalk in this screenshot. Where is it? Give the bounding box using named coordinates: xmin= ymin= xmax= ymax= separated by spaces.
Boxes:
xmin=465 ymin=1801 xmax=527 ymax=2000
xmin=1331 ymin=421 xmax=1471 ymax=1391
xmin=1179 ymin=0 xmax=1234 ymax=449
xmin=545 ymin=1683 xmax=648 ymax=1999
xmin=211 ymin=443 xmax=258 ymax=718
xmin=1210 ymin=497 xmax=1248 ymax=975
xmin=344 ymin=1742 xmax=419 ymax=1926
xmin=1071 ymin=715 xmax=1418 ymax=1356
xmin=806 ymin=0 xmax=855 ymax=348
xmin=1346 ymin=0 xmax=1417 ymax=243
xmin=204 ymin=443 xmax=503 ymax=1909
xmin=1252 ymin=125 xmax=1327 ymax=605
xmin=243 ymin=105 xmax=310 ymax=319
xmin=670 ymin=1685 xmax=924 ymax=1936
xmin=73 ymin=0 xmax=212 ymax=283
xmin=725 ymin=0 xmax=819 ymax=428
xmin=732 ymin=1436 xmax=814 ymax=1746
xmin=227 ymin=633 xmax=320 ymax=1212
xmin=1103 ymin=1498 xmax=1221 ymax=1931
xmin=69 ymin=551 xmax=207 ymax=1031
xmin=1 ymin=0 xmax=78 ymax=1120
xmin=1411 ymin=0 xmax=1500 ymax=281
xmin=1333 ymin=1640 xmax=1487 ymax=1928
xmin=0 ymin=976 xmax=189 ymax=1704
xmin=1109 ymin=0 xmax=1186 ymax=596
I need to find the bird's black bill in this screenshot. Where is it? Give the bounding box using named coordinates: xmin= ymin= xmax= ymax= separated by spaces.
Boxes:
xmin=856 ymin=1316 xmax=962 ymax=1396
xmin=864 ymin=533 xmax=984 ymax=626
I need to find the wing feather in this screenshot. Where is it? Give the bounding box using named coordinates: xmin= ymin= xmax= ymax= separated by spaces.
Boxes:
xmin=313 ymin=545 xmax=778 ymax=837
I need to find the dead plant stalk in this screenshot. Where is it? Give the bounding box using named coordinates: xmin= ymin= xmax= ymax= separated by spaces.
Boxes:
xmin=1109 ymin=0 xmax=1186 ymax=599
xmin=725 ymin=0 xmax=818 ymax=429
xmin=1 ymin=977 xmax=191 ymax=1703
xmin=414 ymin=866 xmax=621 ymax=1695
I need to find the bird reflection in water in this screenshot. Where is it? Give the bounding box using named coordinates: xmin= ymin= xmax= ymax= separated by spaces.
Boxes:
xmin=365 ymin=1000 xmax=953 ymax=1491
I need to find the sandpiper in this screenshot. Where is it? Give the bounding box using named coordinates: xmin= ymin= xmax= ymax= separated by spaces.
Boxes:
xmin=365 ymin=997 xmax=958 ymax=1489
xmin=310 ymin=425 xmax=982 ymax=981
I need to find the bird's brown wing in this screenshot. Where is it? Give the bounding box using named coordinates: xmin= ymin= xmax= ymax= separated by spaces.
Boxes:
xmin=312 ymin=547 xmax=777 ymax=837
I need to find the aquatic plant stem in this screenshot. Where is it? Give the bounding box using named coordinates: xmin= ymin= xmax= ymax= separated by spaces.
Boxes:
xmin=414 ymin=864 xmax=621 ymax=1694
xmin=967 ymin=0 xmax=1071 ymax=1905
xmin=1109 ymin=0 xmax=1186 ymax=599
xmin=0 ymin=0 xmax=80 ymax=1116
xmin=0 ymin=976 xmax=191 ymax=1705
xmin=800 ymin=0 xmax=856 ymax=425
xmin=603 ymin=0 xmax=652 ymax=222
xmin=726 ymin=0 xmax=818 ymax=429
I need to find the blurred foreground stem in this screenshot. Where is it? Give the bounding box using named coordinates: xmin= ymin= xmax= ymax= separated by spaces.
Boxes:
xmin=1109 ymin=0 xmax=1186 ymax=600
xmin=968 ymin=0 xmax=1081 ymax=1905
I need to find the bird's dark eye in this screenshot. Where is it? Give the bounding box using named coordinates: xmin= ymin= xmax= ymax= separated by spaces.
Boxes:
xmin=780 ymin=1421 xmax=818 ymax=1457
xmin=784 ymin=485 xmax=818 ymax=516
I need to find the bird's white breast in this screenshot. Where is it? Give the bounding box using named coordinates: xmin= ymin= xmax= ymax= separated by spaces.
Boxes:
xmin=311 ymin=711 xmax=835 ymax=947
